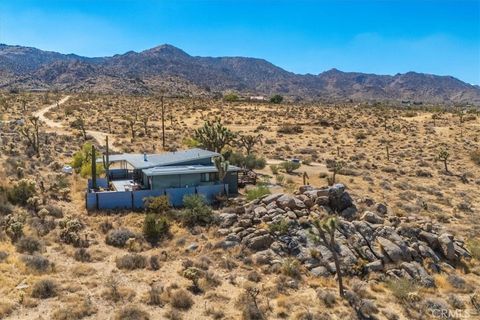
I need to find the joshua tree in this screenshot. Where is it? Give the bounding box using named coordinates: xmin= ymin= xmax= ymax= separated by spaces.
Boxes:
xmin=193 ymin=117 xmax=236 ymax=153
xmin=213 ymin=155 xmax=229 ymax=183
xmin=437 ymin=148 xmax=450 ymax=173
xmin=330 ymin=160 xmax=346 ymax=185
xmin=238 ymin=134 xmax=262 ymax=155
xmin=311 ymin=217 xmax=345 ymax=298
xmin=18 ymin=116 xmax=42 ymax=156
xmin=123 ymin=115 xmax=136 ymax=141
xmin=140 ymin=115 xmax=149 ymax=137
xmin=302 ymin=171 xmax=309 ymax=185
xmin=160 ymin=95 xmax=165 ymax=149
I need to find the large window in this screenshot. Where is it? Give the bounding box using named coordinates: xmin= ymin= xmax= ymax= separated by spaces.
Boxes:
xmin=200 ymin=172 xmax=219 ymax=182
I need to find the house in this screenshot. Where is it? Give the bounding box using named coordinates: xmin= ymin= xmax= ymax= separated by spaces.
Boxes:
xmin=86 ymin=148 xmax=240 ymax=210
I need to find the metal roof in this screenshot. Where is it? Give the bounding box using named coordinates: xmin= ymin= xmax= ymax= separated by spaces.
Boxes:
xmin=97 ymin=148 xmax=220 ymax=169
xmin=143 ymin=164 xmax=241 ymax=177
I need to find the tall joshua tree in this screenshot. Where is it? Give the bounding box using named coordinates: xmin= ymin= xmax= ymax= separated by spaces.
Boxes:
xmin=18 ymin=116 xmax=42 ymax=156
xmin=311 ymin=217 xmax=345 ymax=298
xmin=193 ymin=117 xmax=236 ymax=153
xmin=102 ymin=136 xmax=110 ymax=183
xmin=213 ymin=155 xmax=229 ymax=183
xmin=238 ymin=134 xmax=262 ymax=155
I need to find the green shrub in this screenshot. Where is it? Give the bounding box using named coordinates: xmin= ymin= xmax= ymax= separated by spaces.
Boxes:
xmin=224 ymin=93 xmax=239 ymax=102
xmin=269 ymin=219 xmax=290 ymax=235
xmin=179 ymin=195 xmax=213 ymax=227
xmin=143 ymin=214 xmax=170 ymax=245
xmin=280 ymin=161 xmax=301 ymax=173
xmin=277 ymin=124 xmax=302 ymax=134
xmin=269 ymin=164 xmax=279 ymax=175
xmin=116 ymin=254 xmax=147 ymax=270
xmin=228 ymin=152 xmax=266 ymax=170
xmin=144 ymin=196 xmax=170 ymax=213
xmin=31 ymin=279 xmax=57 ymax=299
xmin=7 ymin=179 xmax=36 ymax=205
xmin=281 ymin=258 xmax=301 ymax=279
xmin=245 ymin=186 xmax=271 ymax=201
xmin=270 ymin=94 xmax=284 ymax=104
xmin=16 ymin=236 xmax=42 ymax=254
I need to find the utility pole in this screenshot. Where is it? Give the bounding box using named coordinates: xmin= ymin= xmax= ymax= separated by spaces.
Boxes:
xmin=161 ymin=95 xmax=165 ymax=150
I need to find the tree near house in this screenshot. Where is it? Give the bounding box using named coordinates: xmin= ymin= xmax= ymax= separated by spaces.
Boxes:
xmin=436 ymin=148 xmax=450 ymax=173
xmin=270 ymin=94 xmax=283 ymax=104
xmin=311 ymin=217 xmax=345 ymax=298
xmin=213 ymin=155 xmax=229 ymax=182
xmin=238 ymin=134 xmax=262 ymax=155
xmin=193 ymin=117 xmax=236 ymax=153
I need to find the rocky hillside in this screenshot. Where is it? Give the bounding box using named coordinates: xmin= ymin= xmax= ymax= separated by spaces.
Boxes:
xmin=1 ymin=43 xmax=479 ymax=104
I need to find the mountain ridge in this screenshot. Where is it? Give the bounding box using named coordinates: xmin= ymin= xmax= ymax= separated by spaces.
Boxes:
xmin=1 ymin=43 xmax=479 ymax=104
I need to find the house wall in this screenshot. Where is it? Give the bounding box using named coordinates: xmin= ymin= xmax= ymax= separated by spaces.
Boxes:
xmin=149 ymin=172 xmax=238 ymax=193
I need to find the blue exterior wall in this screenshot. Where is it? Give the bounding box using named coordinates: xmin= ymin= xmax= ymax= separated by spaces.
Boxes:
xmin=165 ymin=187 xmax=196 ymax=207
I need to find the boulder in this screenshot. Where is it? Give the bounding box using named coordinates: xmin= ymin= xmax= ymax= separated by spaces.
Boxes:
xmin=310 ymin=266 xmax=331 ymax=277
xmin=219 ymin=213 xmax=237 ymax=228
xmin=261 ymin=193 xmax=283 ymax=205
xmin=361 ymin=211 xmax=384 ymax=224
xmin=247 ymin=234 xmax=274 ymax=251
xmin=328 ymin=184 xmax=354 ymax=212
xmin=276 ymin=194 xmax=306 ymax=210
xmin=438 ymin=233 xmax=456 ymax=261
xmin=377 ymin=237 xmax=404 ymax=262
xmin=253 ymin=206 xmax=268 ymax=217
xmin=365 ymin=260 xmax=383 ymax=272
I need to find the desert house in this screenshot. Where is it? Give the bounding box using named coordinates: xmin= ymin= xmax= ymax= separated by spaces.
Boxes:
xmin=86 ymin=148 xmax=239 ymax=210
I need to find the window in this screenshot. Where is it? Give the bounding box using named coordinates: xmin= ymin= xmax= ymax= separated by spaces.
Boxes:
xmin=201 ymin=172 xmax=218 ymax=182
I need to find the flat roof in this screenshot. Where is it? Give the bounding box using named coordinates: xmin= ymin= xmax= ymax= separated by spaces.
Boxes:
xmin=97 ymin=148 xmax=220 ymax=169
xmin=143 ymin=164 xmax=241 ymax=177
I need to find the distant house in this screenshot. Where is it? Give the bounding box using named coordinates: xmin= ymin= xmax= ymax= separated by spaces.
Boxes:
xmin=86 ymin=148 xmax=240 ymax=210
xmin=249 ymin=96 xmax=266 ymax=101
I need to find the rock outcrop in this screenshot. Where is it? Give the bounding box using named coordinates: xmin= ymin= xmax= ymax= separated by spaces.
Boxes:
xmin=217 ymin=184 xmax=472 ymax=286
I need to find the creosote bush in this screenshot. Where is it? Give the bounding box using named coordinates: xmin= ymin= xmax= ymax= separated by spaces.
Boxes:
xmin=170 ymin=289 xmax=194 ymax=310
xmin=115 ymin=305 xmax=150 ymax=320
xmin=22 ymin=255 xmax=51 ymax=273
xmin=178 ymin=195 xmax=213 ymax=227
xmin=245 ymin=186 xmax=270 ymax=201
xmin=31 ymin=279 xmax=57 ymax=299
xmin=143 ymin=214 xmax=170 ymax=246
xmin=116 ymin=253 xmax=147 ymax=270
xmin=16 ymin=236 xmax=42 ymax=254
xmin=7 ymin=179 xmax=36 ymax=205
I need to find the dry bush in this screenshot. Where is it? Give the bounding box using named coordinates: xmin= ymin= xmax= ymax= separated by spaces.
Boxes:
xmin=21 ymin=255 xmax=52 ymax=273
xmin=51 ymin=297 xmax=97 ymax=320
xmin=0 ymin=301 xmax=15 ymax=319
xmin=74 ymin=248 xmax=91 ymax=262
xmin=31 ymin=279 xmax=57 ymax=299
xmin=16 ymin=236 xmax=42 ymax=254
xmin=170 ymin=289 xmax=194 ymax=310
xmin=106 ymin=228 xmax=136 ymax=248
xmin=116 ymin=253 xmax=147 ymax=270
xmin=114 ymin=304 xmax=150 ymax=320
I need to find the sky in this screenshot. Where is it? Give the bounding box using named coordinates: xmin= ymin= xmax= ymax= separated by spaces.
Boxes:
xmin=0 ymin=0 xmax=479 ymax=84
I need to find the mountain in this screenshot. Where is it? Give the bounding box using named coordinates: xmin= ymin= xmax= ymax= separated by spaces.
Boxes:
xmin=1 ymin=43 xmax=479 ymax=104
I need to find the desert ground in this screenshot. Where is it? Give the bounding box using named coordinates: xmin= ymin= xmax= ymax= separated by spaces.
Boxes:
xmin=0 ymin=92 xmax=479 ymax=320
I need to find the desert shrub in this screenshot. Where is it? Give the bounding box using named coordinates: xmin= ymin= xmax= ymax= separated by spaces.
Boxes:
xmin=386 ymin=278 xmax=418 ymax=300
xmin=178 ymin=195 xmax=213 ymax=227
xmin=7 ymin=179 xmax=36 ymax=205
xmin=277 ymin=124 xmax=302 ymax=134
xmin=270 ymin=94 xmax=284 ymax=104
xmin=245 ymin=186 xmax=270 ymax=201
xmin=106 ymin=228 xmax=136 ymax=248
xmin=280 ymin=161 xmax=301 ymax=173
xmin=247 ymin=271 xmax=262 ymax=283
xmin=467 ymin=239 xmax=480 ymax=260
xmin=170 ymin=289 xmax=194 ymax=310
xmin=144 ymin=195 xmax=170 ymax=213
xmin=51 ymin=297 xmax=97 ymax=320
xmin=149 ymin=255 xmax=161 ymax=270
xmin=316 ymin=288 xmax=336 ymax=308
xmin=99 ymin=220 xmax=113 ymax=234
xmin=224 ymin=93 xmax=239 ymax=102
xmin=268 ymin=219 xmax=290 ymax=235
xmin=229 ymin=152 xmax=266 ymax=170
xmin=355 ymin=132 xmax=367 ymax=140
xmin=0 ymin=251 xmax=8 ymax=262
xmin=281 ymin=258 xmax=301 ymax=279
xmin=116 ymin=253 xmax=147 ymax=270
xmin=143 ymin=214 xmax=170 ymax=245
xmin=31 ymin=279 xmax=57 ymax=299
xmin=115 ymin=305 xmax=150 ymax=320
xmin=44 ymin=204 xmax=64 ymax=218
xmin=0 ymin=301 xmax=15 ymax=319
xmin=146 ymin=283 xmax=164 ymax=306
xmin=471 ymin=150 xmax=480 ymax=166
xmin=16 ymin=236 xmax=42 ymax=254
xmin=22 ymin=255 xmax=51 ymax=272
xmin=270 ymin=164 xmax=279 ymax=175
xmin=74 ymin=248 xmax=91 ymax=262
xmin=6 ymin=221 xmax=24 ymax=242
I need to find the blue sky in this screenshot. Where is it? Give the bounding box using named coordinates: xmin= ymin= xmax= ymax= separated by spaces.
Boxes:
xmin=0 ymin=0 xmax=479 ymax=84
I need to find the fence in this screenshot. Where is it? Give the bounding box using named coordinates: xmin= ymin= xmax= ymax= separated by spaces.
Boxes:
xmin=86 ymin=184 xmax=228 ymax=210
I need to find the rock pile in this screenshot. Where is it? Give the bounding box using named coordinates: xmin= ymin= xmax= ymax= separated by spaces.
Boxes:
xmin=217 ymin=184 xmax=471 ymax=286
